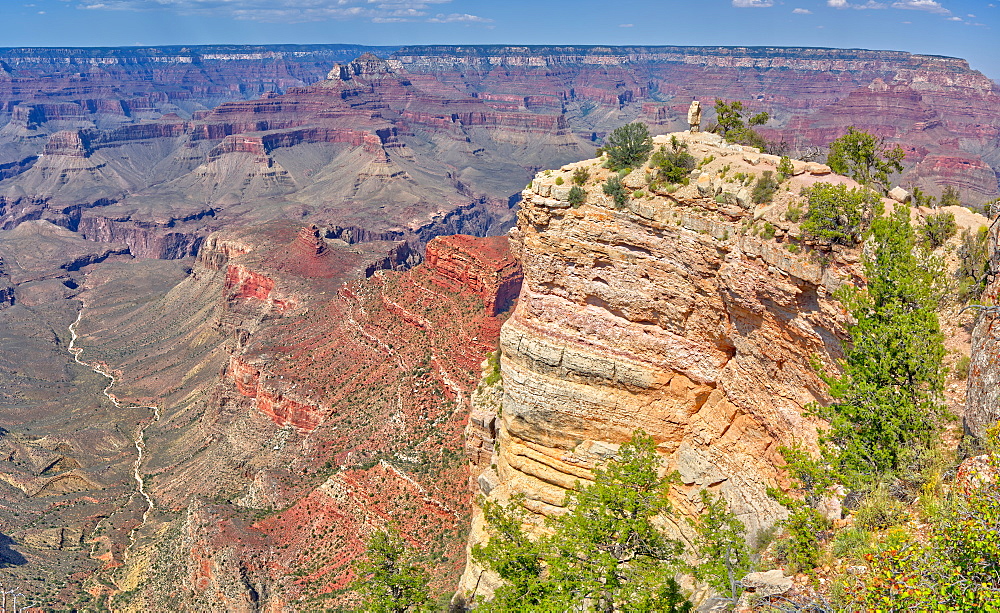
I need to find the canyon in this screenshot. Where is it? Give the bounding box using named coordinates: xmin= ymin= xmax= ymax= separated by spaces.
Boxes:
xmin=0 ymin=44 xmax=997 ymax=609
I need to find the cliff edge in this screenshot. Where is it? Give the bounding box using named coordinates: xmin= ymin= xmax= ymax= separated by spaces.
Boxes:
xmin=458 ymin=131 xmax=872 ymax=602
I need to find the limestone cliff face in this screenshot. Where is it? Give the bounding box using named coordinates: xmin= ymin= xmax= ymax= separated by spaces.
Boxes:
xmin=458 ymin=132 xmax=862 ymax=602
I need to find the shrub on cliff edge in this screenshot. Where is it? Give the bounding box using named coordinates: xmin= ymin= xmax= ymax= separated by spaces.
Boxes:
xmin=603 ymin=122 xmax=653 ymax=171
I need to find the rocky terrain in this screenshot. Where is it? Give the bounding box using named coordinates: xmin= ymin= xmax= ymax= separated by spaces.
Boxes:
xmin=0 ymin=45 xmax=997 ymax=265
xmin=0 ymin=44 xmax=997 ymax=609
xmin=0 ymin=221 xmax=518 ymax=608
xmin=456 ymin=131 xmax=990 ymax=604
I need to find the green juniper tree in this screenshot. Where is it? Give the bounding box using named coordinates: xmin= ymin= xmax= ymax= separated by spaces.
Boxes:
xmin=817 ymin=202 xmax=948 ymax=484
xmin=352 ymin=527 xmax=431 ymax=613
xmin=826 ymin=127 xmax=904 ymax=195
xmin=603 ymin=122 xmax=653 ymax=172
xmin=473 ymin=431 xmax=693 ymax=612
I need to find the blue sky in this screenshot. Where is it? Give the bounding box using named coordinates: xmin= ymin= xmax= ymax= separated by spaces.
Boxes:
xmin=6 ymin=0 xmax=999 ymax=79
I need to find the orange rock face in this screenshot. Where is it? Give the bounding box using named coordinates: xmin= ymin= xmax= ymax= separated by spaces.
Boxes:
xmin=457 ymin=133 xmax=862 ymax=602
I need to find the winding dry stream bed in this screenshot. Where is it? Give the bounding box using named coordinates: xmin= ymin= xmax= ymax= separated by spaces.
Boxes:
xmin=67 ymin=308 xmax=160 ymax=570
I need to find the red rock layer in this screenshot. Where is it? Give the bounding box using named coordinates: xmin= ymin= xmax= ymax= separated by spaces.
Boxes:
xmin=424 ymin=234 xmax=523 ymax=316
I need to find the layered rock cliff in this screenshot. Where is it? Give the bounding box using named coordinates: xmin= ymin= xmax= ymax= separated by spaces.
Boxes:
xmin=458 ymin=132 xmax=870 ymax=602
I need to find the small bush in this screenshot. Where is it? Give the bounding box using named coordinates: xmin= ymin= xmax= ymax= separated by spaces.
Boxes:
xmin=774 ymin=505 xmax=829 ymax=572
xmin=831 ymin=527 xmax=872 ymax=560
xmin=956 ymin=226 xmax=990 ymax=300
xmin=554 ymin=176 xmax=564 ymax=186
xmin=920 ymin=211 xmax=957 ymax=249
xmin=649 ymin=139 xmax=696 ymax=184
xmin=761 ymin=222 xmax=776 ymax=239
xmin=698 ymin=155 xmax=715 ymax=168
xmin=777 ymin=155 xmax=795 ymax=180
xmin=752 ymin=170 xmax=780 ymax=204
xmin=785 ymin=203 xmax=803 ymax=222
xmin=854 ymin=488 xmax=908 ymax=531
xmin=568 ymin=186 xmax=587 ymax=208
xmin=954 ymin=354 xmax=971 ymax=380
xmin=572 ymin=167 xmax=590 ymax=185
xmin=940 ymin=185 xmax=961 ymax=207
xmin=603 ymin=176 xmax=629 ymax=209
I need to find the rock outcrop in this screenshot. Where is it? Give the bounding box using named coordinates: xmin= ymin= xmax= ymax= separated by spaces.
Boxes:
xmin=458 ymin=132 xmax=864 ymax=603
xmin=967 ymin=221 xmax=1000 ymax=440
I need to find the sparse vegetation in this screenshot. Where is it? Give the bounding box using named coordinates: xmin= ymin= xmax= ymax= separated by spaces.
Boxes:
xmin=649 ymin=137 xmax=696 ymax=186
xmin=571 ymin=166 xmax=590 ymax=185
xmin=752 ymin=170 xmax=780 ymax=204
xmin=603 ymin=175 xmax=629 ymax=209
xmin=919 ymin=210 xmax=957 ymax=249
xmin=567 ymin=185 xmax=587 ymax=208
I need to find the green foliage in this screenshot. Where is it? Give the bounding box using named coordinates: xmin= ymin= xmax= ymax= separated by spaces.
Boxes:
xmin=854 ymin=487 xmax=908 ymax=531
xmin=482 ymin=350 xmax=502 ymax=386
xmin=688 ymin=490 xmax=754 ymax=602
xmin=567 ymin=185 xmax=587 ymax=208
xmin=474 ymin=431 xmax=693 ymax=612
xmin=572 ymin=166 xmax=591 ymax=185
xmin=603 ymin=175 xmax=629 ymax=209
xmin=777 ymin=155 xmax=795 ymax=180
xmin=352 ymin=527 xmax=431 ymax=613
xmin=826 ymin=126 xmax=905 ymax=194
xmin=603 ymin=122 xmax=653 ymax=171
xmin=957 ymin=225 xmax=991 ymax=300
xmin=752 ymin=170 xmax=779 ymax=204
xmin=920 ymin=211 xmax=957 ymax=249
xmin=800 ymin=182 xmax=878 ymax=245
xmin=817 ymin=204 xmax=947 ymax=484
xmin=649 ymin=138 xmax=696 ymax=184
xmin=768 ymin=479 xmax=830 ymax=572
xmin=954 ymin=354 xmax=971 ymax=380
xmin=713 ymin=99 xmax=770 ymax=149
xmin=910 ymin=184 xmax=937 ymax=208
xmin=830 ymin=527 xmax=872 ymax=560
xmin=554 ymin=176 xmax=564 ymax=185
xmin=837 ymin=445 xmax=1000 ymax=610
xmin=940 ymin=184 xmax=962 ymax=208
xmin=760 ymin=222 xmax=776 ymax=240
xmin=784 ymin=203 xmax=803 ymax=223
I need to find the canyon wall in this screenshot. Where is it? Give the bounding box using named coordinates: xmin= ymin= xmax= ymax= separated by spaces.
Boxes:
xmin=1 ymin=45 xmax=997 ymax=270
xmin=457 ymin=132 xmax=867 ymax=602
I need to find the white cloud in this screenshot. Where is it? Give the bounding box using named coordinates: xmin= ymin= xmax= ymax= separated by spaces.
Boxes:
xmin=732 ymin=0 xmax=773 ymax=7
xmin=792 ymin=7 xmax=812 ymax=13
xmin=890 ymin=0 xmax=950 ymax=14
xmin=827 ymin=0 xmax=887 ymax=8
xmin=75 ymin=0 xmax=489 ymax=24
xmin=947 ymin=15 xmax=962 ymax=20
xmin=426 ymin=12 xmax=491 ymax=23
xmin=619 ymin=23 xmax=634 ymax=27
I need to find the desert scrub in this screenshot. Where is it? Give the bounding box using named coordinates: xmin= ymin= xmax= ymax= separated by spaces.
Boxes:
xmin=572 ymin=166 xmax=590 ymax=185
xmin=482 ymin=351 xmax=501 ymax=386
xmin=752 ymin=170 xmax=779 ymax=204
xmin=568 ymin=185 xmax=587 ymax=208
xmin=919 ymin=211 xmax=957 ymax=249
xmin=760 ymin=222 xmax=776 ymax=240
xmin=554 ymin=176 xmax=564 ymax=185
xmin=777 ymin=155 xmax=794 ymax=180
xmin=603 ymin=176 xmax=629 ymax=209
